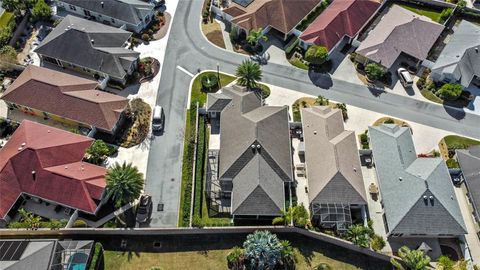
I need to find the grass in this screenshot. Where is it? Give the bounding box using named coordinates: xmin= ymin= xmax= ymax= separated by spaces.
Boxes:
xmin=289 ymin=57 xmax=309 ymax=70
xmin=421 ymin=89 xmax=443 ymax=104
xmin=191 ymin=72 xmax=236 ymax=106
xmin=0 ymin=11 xmax=14 ymax=28
xmin=202 ymin=21 xmax=226 ymax=49
xmin=103 ymin=241 xmax=379 ymax=270
xmin=372 ymin=117 xmax=410 ymax=128
xmin=397 ymin=4 xmax=442 ymax=22
xmin=439 ymin=135 xmax=480 ymax=160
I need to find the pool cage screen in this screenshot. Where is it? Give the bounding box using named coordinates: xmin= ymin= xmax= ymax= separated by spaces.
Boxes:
xmin=311 ymin=203 xmax=352 ymax=232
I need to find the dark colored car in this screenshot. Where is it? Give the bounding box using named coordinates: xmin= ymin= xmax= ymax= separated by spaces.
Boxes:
xmin=136 ymin=195 xmax=153 ymax=224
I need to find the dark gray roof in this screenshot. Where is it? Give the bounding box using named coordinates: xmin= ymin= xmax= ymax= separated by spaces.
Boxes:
xmin=206 ymin=93 xmax=232 ymax=112
xmin=431 ymin=21 xmax=480 ymax=87
xmin=208 ymin=85 xmax=293 ymax=216
xmin=301 ymin=106 xmax=367 ymax=205
xmin=60 ymin=0 xmax=154 ymax=25
xmin=457 ymin=146 xmax=480 ymax=219
xmin=369 ymin=124 xmax=466 ymax=236
xmin=357 ymin=5 xmax=444 ymax=68
xmin=34 ymin=15 xmax=139 ymax=79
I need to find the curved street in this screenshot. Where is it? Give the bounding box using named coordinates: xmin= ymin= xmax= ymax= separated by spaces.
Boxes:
xmin=145 ymin=0 xmax=480 ymax=227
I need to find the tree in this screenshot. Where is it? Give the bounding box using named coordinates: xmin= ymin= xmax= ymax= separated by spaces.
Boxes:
xmin=370 ymin=234 xmax=386 ymax=251
xmin=1 ymin=0 xmax=26 ymax=13
xmin=305 ymin=45 xmax=329 ymax=65
xmin=0 ymin=28 xmax=13 ymax=48
xmin=246 ymin=28 xmax=268 ymax=46
xmin=85 ymin=140 xmax=111 ymax=165
xmin=227 ymin=246 xmax=244 ymax=270
xmin=243 ymin=231 xmax=283 ymax=270
xmin=391 ymin=246 xmax=431 ymax=270
xmin=0 ymin=45 xmax=17 ymax=71
xmin=365 ymin=63 xmax=385 ymax=81
xmin=16 ymin=208 xmax=42 ymax=230
xmin=272 ymin=204 xmax=310 ymax=228
xmin=435 ymin=83 xmax=462 ymax=101
xmin=106 ymin=162 xmax=144 ymax=208
xmin=236 ymin=60 xmax=262 ymax=90
xmin=346 ymin=224 xmax=373 ymax=248
xmin=280 ymin=240 xmax=295 ymax=268
xmin=32 ymin=0 xmax=52 ymax=22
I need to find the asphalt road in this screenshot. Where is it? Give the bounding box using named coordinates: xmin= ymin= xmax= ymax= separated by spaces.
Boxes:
xmin=145 ymin=0 xmax=480 ymax=227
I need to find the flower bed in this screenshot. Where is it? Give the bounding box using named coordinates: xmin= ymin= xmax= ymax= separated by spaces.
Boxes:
xmin=137 ymin=57 xmax=160 ymax=83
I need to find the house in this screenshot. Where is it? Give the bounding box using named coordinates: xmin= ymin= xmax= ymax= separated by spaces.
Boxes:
xmin=221 ymin=0 xmax=322 ymax=40
xmin=1 ymin=66 xmax=129 ymax=135
xmin=431 ymin=21 xmax=480 ymax=88
xmin=456 ymin=146 xmax=480 ymax=223
xmin=34 ymin=15 xmax=140 ymax=85
xmin=369 ymin=124 xmax=467 ymax=240
xmin=0 ymin=239 xmax=94 ymax=270
xmin=206 ymin=85 xmax=293 ymax=223
xmin=299 ymin=0 xmax=380 ymax=52
xmin=56 ymin=0 xmax=156 ymax=33
xmin=356 ymin=5 xmax=444 ymax=69
xmin=301 ymin=106 xmax=367 ymax=232
xmin=0 ymin=120 xmax=107 ymax=227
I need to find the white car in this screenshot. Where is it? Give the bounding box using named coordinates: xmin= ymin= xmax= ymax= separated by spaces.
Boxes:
xmin=397 ymin=68 xmax=413 ymax=88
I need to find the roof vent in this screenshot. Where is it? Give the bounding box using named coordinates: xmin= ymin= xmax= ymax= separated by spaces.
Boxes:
xmin=353 ymin=167 xmax=357 ymax=172
xmin=101 ymin=1 xmax=104 ymax=8
xmin=476 ymin=47 xmax=479 ymax=53
xmin=313 ymin=131 xmax=317 ymax=135
xmin=429 ymin=196 xmax=434 ymax=201
xmin=21 ymin=142 xmax=26 ymax=147
xmin=91 ymin=39 xmax=95 ymax=44
xmin=423 ymin=195 xmax=428 ymax=200
xmin=32 ymin=171 xmax=36 ymax=180
xmin=47 ymin=130 xmax=50 ymax=133
xmin=17 ymin=147 xmax=22 ymax=151
xmin=398 ymin=177 xmax=403 ymax=181
xmin=256 ymin=144 xmax=261 ymax=149
xmin=64 ymin=166 xmax=68 ymax=169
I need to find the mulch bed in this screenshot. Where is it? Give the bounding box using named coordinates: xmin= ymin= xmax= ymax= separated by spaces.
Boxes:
xmin=152 ymin=12 xmax=171 ymax=40
xmin=139 ymin=58 xmax=160 ymax=83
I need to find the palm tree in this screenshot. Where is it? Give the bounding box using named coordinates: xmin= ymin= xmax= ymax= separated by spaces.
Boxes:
xmin=227 ymin=246 xmax=244 ymax=270
xmin=280 ymin=240 xmax=295 ymax=268
xmin=246 ymin=28 xmax=268 ymax=46
xmin=243 ymin=231 xmax=283 ymax=270
xmin=106 ymin=162 xmax=144 ymax=208
xmin=346 ymin=224 xmax=372 ymax=248
xmin=391 ymin=246 xmax=431 ymax=270
xmin=272 ymin=208 xmax=292 ymax=226
xmin=17 ymin=208 xmax=42 ymax=230
xmin=236 ymin=60 xmax=262 ymax=90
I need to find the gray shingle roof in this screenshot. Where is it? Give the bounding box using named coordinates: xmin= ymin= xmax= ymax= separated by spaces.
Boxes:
xmin=369 ymin=124 xmax=466 ymax=236
xmin=357 ymin=5 xmax=444 ymax=68
xmin=208 ymin=85 xmax=293 ymax=216
xmin=301 ymin=106 xmax=367 ymax=205
xmin=456 ymin=146 xmax=480 ymax=220
xmin=34 ymin=15 xmax=139 ymax=80
xmin=206 ymin=93 xmax=232 ymax=112
xmin=60 ymin=0 xmax=154 ymax=25
xmin=431 ymin=20 xmax=480 ymax=87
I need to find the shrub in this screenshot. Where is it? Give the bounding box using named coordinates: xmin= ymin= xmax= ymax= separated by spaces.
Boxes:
xmin=370 ymin=234 xmax=386 ymax=251
xmin=32 ymin=0 xmax=52 ymax=22
xmin=85 ymin=140 xmax=111 ymax=165
xmin=384 ymin=118 xmax=395 ymax=124
xmin=360 ymin=133 xmax=368 ymax=144
xmin=315 ymin=263 xmax=332 ymax=270
xmin=436 ymin=83 xmax=463 ymax=100
xmin=416 ymin=77 xmax=426 ymax=89
xmin=365 ymin=63 xmax=385 ymax=81
xmin=141 ymin=33 xmax=150 ymax=41
xmin=73 ymin=219 xmax=88 ymax=227
xmin=305 ymin=45 xmax=329 ymax=65
xmin=201 ymin=74 xmax=219 ymax=91
xmin=446 ymin=158 xmax=460 ymax=168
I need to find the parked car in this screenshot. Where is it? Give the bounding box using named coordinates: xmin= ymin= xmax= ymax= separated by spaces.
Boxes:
xmin=397 ymin=68 xmax=413 ymax=88
xmin=152 ymin=105 xmax=165 ymax=133
xmin=136 ymin=195 xmax=153 ymax=223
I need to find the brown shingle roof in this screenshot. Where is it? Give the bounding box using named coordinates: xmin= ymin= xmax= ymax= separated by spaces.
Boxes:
xmin=1 ymin=66 xmax=128 ymax=132
xmin=224 ymin=0 xmax=321 ymax=34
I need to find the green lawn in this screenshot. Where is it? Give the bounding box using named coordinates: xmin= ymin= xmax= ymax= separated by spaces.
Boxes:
xmin=0 ymin=11 xmax=14 ymax=28
xmin=397 ymin=4 xmax=442 ymax=22
xmin=191 ymin=72 xmax=236 ymax=106
xmin=421 ymin=89 xmax=443 ymax=104
xmin=103 ymin=242 xmax=381 ymax=270
xmin=289 ymin=57 xmax=309 ymax=70
xmin=444 ymin=135 xmax=480 ymax=149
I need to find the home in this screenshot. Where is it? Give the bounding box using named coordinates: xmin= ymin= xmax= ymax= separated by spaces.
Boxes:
xmin=34 ymin=15 xmax=140 ymax=85
xmin=456 ymin=146 xmax=480 ymax=223
xmin=1 ymin=65 xmax=129 ymax=135
xmin=0 ymin=239 xmax=94 ymax=270
xmin=301 ymin=106 xmax=367 ymax=232
xmin=431 ymin=20 xmax=480 ymax=88
xmin=56 ymin=0 xmax=156 ymax=33
xmin=369 ymin=124 xmax=467 ymax=259
xmin=0 ymin=120 xmax=107 ymax=227
xmin=220 ymin=0 xmax=322 ymax=40
xmin=299 ymin=0 xmax=380 ymax=52
xmin=356 ymin=5 xmax=444 ymax=70
xmin=205 ymin=85 xmax=293 ymax=224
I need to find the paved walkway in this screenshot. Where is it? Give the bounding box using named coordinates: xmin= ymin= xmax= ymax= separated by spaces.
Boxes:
xmin=217 ymin=19 xmax=233 ymax=51
xmin=454 ymin=185 xmax=480 ymax=264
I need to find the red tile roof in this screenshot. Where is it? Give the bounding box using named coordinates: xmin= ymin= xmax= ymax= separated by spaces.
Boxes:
xmin=1 ymin=66 xmax=128 ymax=132
xmin=224 ymin=0 xmax=321 ymax=34
xmin=300 ymin=0 xmax=380 ymax=50
xmin=0 ymin=121 xmax=107 ymax=219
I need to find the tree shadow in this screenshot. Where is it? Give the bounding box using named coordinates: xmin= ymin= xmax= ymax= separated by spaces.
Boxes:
xmin=307 ymin=69 xmax=333 ymax=89
xmin=442 ymin=105 xmax=466 ymax=120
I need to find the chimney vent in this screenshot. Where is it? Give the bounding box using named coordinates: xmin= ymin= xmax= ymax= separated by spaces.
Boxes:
xmin=101 ymin=1 xmax=104 ymax=8
xmin=32 ymin=171 xmax=36 ymax=180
